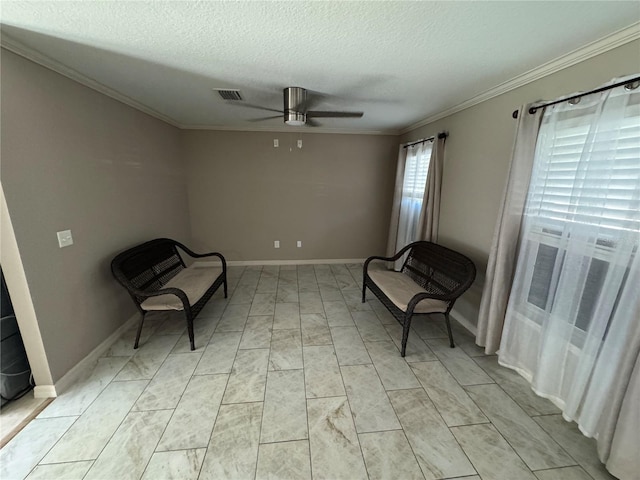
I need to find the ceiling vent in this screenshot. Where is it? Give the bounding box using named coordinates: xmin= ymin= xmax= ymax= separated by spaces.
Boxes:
xmin=214 ymin=88 xmax=243 ymax=101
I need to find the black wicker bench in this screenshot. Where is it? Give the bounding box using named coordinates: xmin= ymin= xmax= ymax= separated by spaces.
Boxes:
xmin=362 ymin=241 xmax=476 ymax=357
xmin=111 ymin=238 xmax=227 ymax=351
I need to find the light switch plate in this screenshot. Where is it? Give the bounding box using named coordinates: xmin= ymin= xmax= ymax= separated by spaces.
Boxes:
xmin=57 ymin=230 xmax=73 ymax=248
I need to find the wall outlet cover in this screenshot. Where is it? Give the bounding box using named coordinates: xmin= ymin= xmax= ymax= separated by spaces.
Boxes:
xmin=274 ymin=240 xmax=280 ymax=248
xmin=57 ymin=230 xmax=73 ymax=248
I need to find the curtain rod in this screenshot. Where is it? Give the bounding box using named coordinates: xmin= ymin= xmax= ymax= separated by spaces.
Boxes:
xmin=403 ymin=132 xmax=448 ymax=148
xmin=511 ymin=76 xmax=640 ymax=119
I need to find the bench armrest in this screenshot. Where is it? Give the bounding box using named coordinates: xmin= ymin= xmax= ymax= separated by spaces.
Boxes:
xmin=174 ymin=241 xmax=227 ymax=270
xmin=363 ymin=242 xmax=416 ymax=274
xmin=405 ymin=291 xmax=452 ymax=314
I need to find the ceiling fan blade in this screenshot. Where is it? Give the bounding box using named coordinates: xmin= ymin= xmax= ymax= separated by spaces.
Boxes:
xmin=231 ymin=102 xmax=283 ymax=114
xmin=295 ymin=91 xmax=329 ymax=112
xmin=306 ymin=111 xmax=364 ymax=118
xmin=248 ymin=115 xmax=282 ymax=122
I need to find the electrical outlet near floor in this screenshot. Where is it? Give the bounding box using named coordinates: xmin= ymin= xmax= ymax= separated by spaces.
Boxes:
xmin=297 ymin=241 xmax=302 ymax=248
xmin=274 ymin=240 xmax=280 ymax=248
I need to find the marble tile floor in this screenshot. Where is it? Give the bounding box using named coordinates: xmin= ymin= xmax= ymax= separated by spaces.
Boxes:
xmin=0 ymin=394 xmax=50 ymax=448
xmin=0 ymin=264 xmax=617 ymax=480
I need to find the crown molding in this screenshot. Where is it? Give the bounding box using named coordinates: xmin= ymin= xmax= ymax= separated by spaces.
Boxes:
xmin=4 ymin=22 xmax=638 ymax=138
xmin=399 ymin=22 xmax=640 ymax=135
xmin=179 ymin=124 xmax=399 ymax=135
xmin=1 ymin=33 xmax=182 ymax=128
xmin=0 ymin=32 xmax=397 ymax=135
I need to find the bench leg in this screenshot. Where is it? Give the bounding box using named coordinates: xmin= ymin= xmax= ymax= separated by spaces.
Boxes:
xmin=401 ymin=314 xmax=413 ymax=357
xmin=362 ymin=283 xmax=366 ymax=303
xmin=186 ymin=315 xmax=195 ymax=351
xmin=444 ymin=313 xmax=455 ymax=348
xmin=223 ymin=278 xmax=228 ymax=299
xmin=134 ymin=313 xmax=146 ymax=349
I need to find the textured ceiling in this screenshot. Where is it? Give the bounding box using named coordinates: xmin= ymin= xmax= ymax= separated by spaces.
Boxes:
xmin=1 ymin=1 xmax=639 ymax=132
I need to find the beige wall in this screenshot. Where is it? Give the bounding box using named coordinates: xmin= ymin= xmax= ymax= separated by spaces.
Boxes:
xmin=0 ymin=50 xmax=191 ymax=382
xmin=2 ymin=38 xmax=635 ymax=382
xmin=183 ymin=130 xmax=398 ymax=261
xmin=400 ymin=40 xmax=640 ymax=328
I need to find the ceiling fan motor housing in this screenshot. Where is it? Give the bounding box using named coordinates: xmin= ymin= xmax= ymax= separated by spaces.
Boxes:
xmin=284 ymin=87 xmax=307 ymax=125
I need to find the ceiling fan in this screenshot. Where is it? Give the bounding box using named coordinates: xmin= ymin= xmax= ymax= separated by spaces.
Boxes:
xmin=235 ymin=87 xmax=364 ymax=127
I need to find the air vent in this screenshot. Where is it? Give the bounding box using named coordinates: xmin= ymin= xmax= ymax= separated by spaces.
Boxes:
xmin=213 ymin=88 xmax=243 ymax=101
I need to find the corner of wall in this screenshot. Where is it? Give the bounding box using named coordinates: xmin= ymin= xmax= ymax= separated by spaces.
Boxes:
xmin=0 ymin=184 xmax=55 ymax=395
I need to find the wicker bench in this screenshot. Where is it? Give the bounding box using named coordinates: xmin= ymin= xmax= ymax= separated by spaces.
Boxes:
xmin=111 ymin=238 xmax=227 ymax=351
xmin=362 ymin=241 xmax=476 ymax=357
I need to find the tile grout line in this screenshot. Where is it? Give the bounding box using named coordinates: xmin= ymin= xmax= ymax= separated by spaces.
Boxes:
xmin=18 ymin=262 xmax=611 ymax=480
xmin=299 ymin=284 xmax=314 ymax=480
xmin=466 ymin=359 xmax=580 ymax=471
xmin=325 ymin=263 xmax=370 ymax=479
xmin=31 ymin=352 xmax=138 ymax=476
xmin=403 ymin=360 xmax=482 ymax=478
xmin=68 ymin=374 xmax=152 ymax=479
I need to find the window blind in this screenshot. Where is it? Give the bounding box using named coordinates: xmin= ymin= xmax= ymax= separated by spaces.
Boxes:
xmin=526 ymin=109 xmax=640 ymax=237
xmin=519 ymin=83 xmax=639 ymax=329
xmin=402 ymin=143 xmax=432 ymax=199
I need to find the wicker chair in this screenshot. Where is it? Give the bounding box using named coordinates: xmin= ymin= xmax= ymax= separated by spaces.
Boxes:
xmin=362 ymin=241 xmax=476 ymax=357
xmin=111 ymin=238 xmax=227 ymax=351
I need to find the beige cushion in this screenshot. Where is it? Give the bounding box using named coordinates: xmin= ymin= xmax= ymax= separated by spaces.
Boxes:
xmin=368 ymin=269 xmax=448 ymax=314
xmin=140 ymin=266 xmax=223 ymax=311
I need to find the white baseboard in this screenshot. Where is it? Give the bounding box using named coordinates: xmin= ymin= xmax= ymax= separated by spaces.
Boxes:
xmin=450 ymin=307 xmax=478 ymax=336
xmin=195 ymin=258 xmax=366 ymax=267
xmin=226 ymin=258 xmax=366 ymax=266
xmin=52 ymin=313 xmax=139 ymax=396
xmin=33 ymin=385 xmax=57 ymax=398
xmin=448 ymin=281 xmax=482 ymax=337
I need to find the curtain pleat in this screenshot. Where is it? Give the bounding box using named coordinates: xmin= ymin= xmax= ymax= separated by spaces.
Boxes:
xmin=476 ymin=105 xmax=544 ymax=353
xmin=496 ymin=75 xmax=640 ymax=479
xmin=386 ymin=141 xmax=435 ymax=269
xmin=417 ymin=135 xmax=444 ymax=242
xmin=589 ymin=251 xmax=640 ymax=478
xmin=386 ymin=145 xmax=407 ymax=258
xmin=602 ymin=352 xmax=640 ymax=480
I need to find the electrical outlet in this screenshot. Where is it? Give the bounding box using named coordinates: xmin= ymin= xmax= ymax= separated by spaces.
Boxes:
xmin=274 ymin=240 xmax=280 ymax=248
xmin=57 ymin=230 xmax=73 ymax=248
xmin=297 ymin=241 xmax=302 ymax=248
xmin=297 ymin=139 xmax=303 ymax=149
xmin=273 ymin=139 xmax=279 ymax=147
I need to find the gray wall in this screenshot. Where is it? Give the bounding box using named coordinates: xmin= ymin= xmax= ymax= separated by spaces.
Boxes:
xmin=183 ymin=130 xmax=398 ymax=261
xmin=3 ymin=37 xmax=636 ymax=382
xmin=1 ymin=50 xmax=192 ymax=382
xmin=400 ymin=40 xmax=640 ymax=328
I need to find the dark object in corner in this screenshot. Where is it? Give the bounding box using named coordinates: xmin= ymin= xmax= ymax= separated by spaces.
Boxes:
xmin=111 ymin=239 xmax=227 ymax=351
xmin=1 ymin=269 xmax=33 ymax=407
xmin=362 ymin=241 xmax=476 ymax=357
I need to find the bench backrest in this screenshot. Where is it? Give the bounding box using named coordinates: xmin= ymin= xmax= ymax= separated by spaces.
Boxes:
xmin=111 ymin=238 xmax=185 ymax=296
xmin=401 ymin=241 xmax=476 ymax=299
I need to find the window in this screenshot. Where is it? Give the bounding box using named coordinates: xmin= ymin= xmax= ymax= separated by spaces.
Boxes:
xmin=513 ymin=87 xmax=640 ymax=342
xmin=395 ymin=141 xmax=433 ymax=250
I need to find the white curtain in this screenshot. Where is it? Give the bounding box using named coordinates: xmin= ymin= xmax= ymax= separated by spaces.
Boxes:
xmin=417 ymin=134 xmax=445 ymax=242
xmin=498 ymin=76 xmax=640 ymax=477
xmin=387 ymin=140 xmax=433 ymax=269
xmin=477 ymin=105 xmax=544 ymax=353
